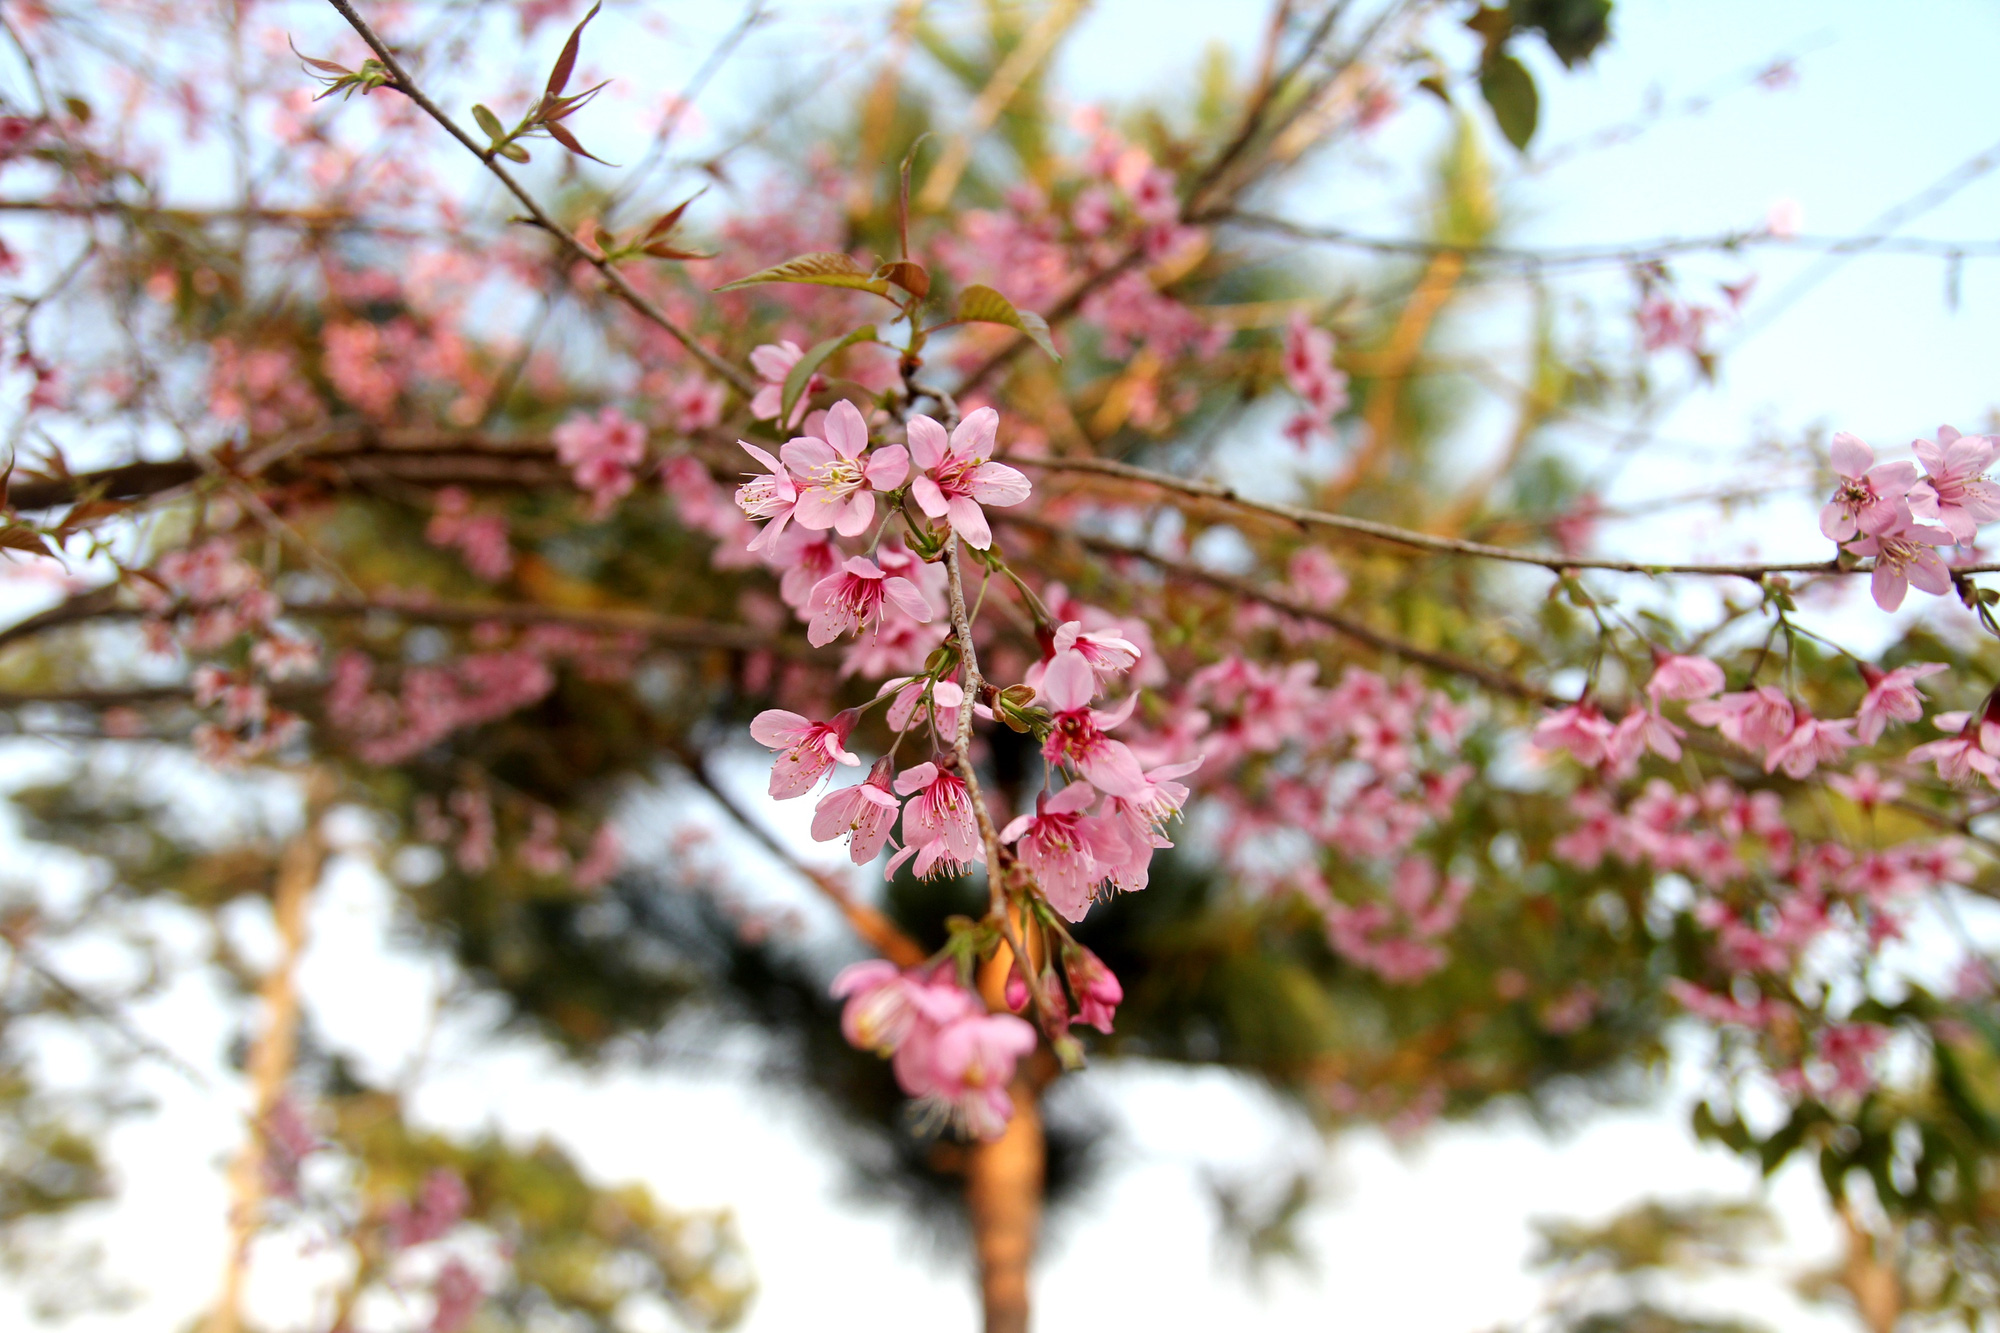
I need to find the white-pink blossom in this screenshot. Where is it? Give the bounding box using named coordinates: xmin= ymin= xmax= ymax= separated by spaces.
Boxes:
xmin=886 ymin=761 xmax=984 ymax=879
xmin=782 ymin=399 xmax=909 ymax=537
xmin=1855 ymin=661 xmax=1947 ymax=743
xmin=804 ymin=556 xmax=936 ymax=647
xmin=1820 ymin=432 xmax=1918 ymax=543
xmin=1907 ymin=425 xmax=2000 ymax=542
xmin=906 ymin=408 xmax=1031 ymax=550
xmin=749 ymin=707 xmax=860 ymax=797
xmin=811 ymin=757 xmax=901 ymax=864
xmin=1039 ymin=649 xmax=1149 ymax=797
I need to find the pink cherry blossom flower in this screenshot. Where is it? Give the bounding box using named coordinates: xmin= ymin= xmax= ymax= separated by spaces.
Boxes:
xmin=811 ymin=757 xmax=901 ymax=864
xmin=1039 ymin=649 xmax=1149 ymax=797
xmin=764 ymin=522 xmax=842 ymax=607
xmin=1000 ymin=783 xmax=1118 ymax=921
xmin=1908 ymin=714 xmax=2000 ymax=786
xmin=748 ymin=707 xmax=860 ymax=797
xmin=924 ymin=1012 xmax=1038 ymax=1140
xmin=1854 ymin=661 xmax=1947 ymax=743
xmin=748 ymin=340 xmax=818 ymax=428
xmin=881 ymin=676 xmax=965 ymax=734
xmin=1610 ymin=707 xmax=1685 ymax=768
xmin=429 ymin=1259 xmax=484 ymax=1333
xmin=1109 ymin=757 xmax=1201 ymax=850
xmin=1827 ymin=763 xmax=1904 ymax=808
xmin=553 ymin=407 xmax=647 ymax=516
xmin=1645 ymin=653 xmax=1725 ymax=703
xmin=666 ymin=376 xmax=725 ymax=432
xmin=1849 ymin=515 xmax=1954 ymax=611
xmin=1819 ymin=432 xmax=1918 ymax=542
xmin=804 ymin=556 xmax=935 ymax=647
xmin=1687 ymin=687 xmax=1796 ymax=751
xmin=734 ymin=440 xmax=800 ymax=552
xmin=1531 ymin=702 xmax=1616 ymax=767
xmin=1065 ymin=945 xmax=1123 ymax=1033
xmin=1051 ymin=619 xmax=1142 ymax=686
xmin=1281 ymin=310 xmax=1348 ymax=441
xmin=782 ymin=399 xmax=909 ymax=538
xmin=905 ymin=408 xmax=1031 ymax=550
xmin=831 ymin=960 xmax=922 ymax=1053
xmin=1907 ymin=425 xmax=2000 ymax=542
xmin=1762 ymin=708 xmax=1856 ymax=778
xmin=886 ymin=761 xmax=984 ymax=879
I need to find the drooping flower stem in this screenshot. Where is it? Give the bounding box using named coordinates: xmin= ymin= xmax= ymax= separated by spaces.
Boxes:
xmin=943 ymin=535 xmax=1012 ymax=910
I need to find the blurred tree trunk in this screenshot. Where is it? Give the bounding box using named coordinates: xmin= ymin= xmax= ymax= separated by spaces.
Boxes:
xmin=207 ymin=779 xmax=329 ymax=1333
xmin=966 ymin=1079 xmax=1044 ymax=1333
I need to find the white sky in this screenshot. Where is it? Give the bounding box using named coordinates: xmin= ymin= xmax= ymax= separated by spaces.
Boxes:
xmin=9 ymin=0 xmax=2000 ymax=1329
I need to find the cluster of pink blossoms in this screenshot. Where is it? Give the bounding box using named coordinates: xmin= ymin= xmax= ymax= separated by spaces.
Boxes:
xmin=137 ymin=536 xmax=316 ymax=764
xmin=1558 ymin=774 xmax=1973 ymax=1099
xmin=831 ymin=961 xmax=1037 ymax=1139
xmin=731 ymin=396 xmax=1209 ymax=1134
xmin=553 ymin=406 xmax=648 ymax=516
xmin=732 ymin=396 xmax=1031 ymax=671
xmin=1820 ymin=426 xmax=2000 ymax=610
xmin=426 ymin=486 xmax=513 ymax=581
xmin=1535 ymin=652 xmax=1947 ymax=782
xmin=1279 ymin=311 xmax=1349 ymax=447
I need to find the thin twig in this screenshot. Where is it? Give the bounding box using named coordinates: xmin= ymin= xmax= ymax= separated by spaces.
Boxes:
xmin=678 ymin=751 xmax=926 ymax=968
xmin=320 ymin=0 xmax=756 ymax=397
xmin=1007 ymin=454 xmax=1929 ymax=581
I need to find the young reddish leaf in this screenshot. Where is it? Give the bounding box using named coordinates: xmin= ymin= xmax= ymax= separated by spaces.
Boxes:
xmin=544 ymin=120 xmax=615 ymax=166
xmin=955 ymin=284 xmax=1059 ymax=361
xmin=645 ymin=191 xmax=704 ymax=241
xmin=714 ymin=252 xmax=892 ymax=297
xmin=874 ymin=259 xmax=930 ymax=299
xmin=592 ymin=223 xmax=618 ymax=255
xmin=288 ymin=37 xmax=351 ymax=76
xmin=546 ymin=0 xmax=604 ymax=98
xmin=781 ymin=325 xmax=879 ymax=424
xmin=56 ymin=499 xmax=131 ymax=536
xmin=642 ymin=242 xmax=715 ymax=261
xmin=0 ymin=525 xmax=54 ymax=557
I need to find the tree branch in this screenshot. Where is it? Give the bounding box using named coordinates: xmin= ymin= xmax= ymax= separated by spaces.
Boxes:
xmin=320 ymin=0 xmax=756 ymax=397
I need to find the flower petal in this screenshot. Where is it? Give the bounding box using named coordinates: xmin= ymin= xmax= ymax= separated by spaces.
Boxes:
xmin=951 ymin=407 xmax=1000 ymax=463
xmin=749 ymin=709 xmax=810 ymax=749
xmin=824 ymin=399 xmax=869 ymax=458
xmin=907 ymin=415 xmax=949 ymax=470
xmin=865 ymin=444 xmax=910 ymax=490
xmin=966 ymin=461 xmax=1032 ymax=507
xmin=910 ymin=474 xmax=949 ymax=518
xmin=1829 ymin=431 xmax=1873 ymax=479
xmin=1040 ymin=650 xmax=1096 ymax=713
xmin=947 ymin=494 xmax=993 ymax=549
xmin=781 ymin=436 xmax=837 ymax=474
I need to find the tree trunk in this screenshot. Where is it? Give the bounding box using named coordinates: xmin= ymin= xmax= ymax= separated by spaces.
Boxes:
xmin=208 ymin=782 xmax=328 ymax=1333
xmin=965 ymin=1078 xmax=1045 ymax=1333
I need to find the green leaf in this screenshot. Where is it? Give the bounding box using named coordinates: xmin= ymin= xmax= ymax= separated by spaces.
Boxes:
xmin=1508 ymin=0 xmax=1613 ymax=69
xmin=781 ymin=325 xmax=879 ymax=425
xmin=471 ymin=103 xmax=506 ymax=144
xmin=497 ymin=141 xmax=531 ymax=163
xmin=714 ymin=252 xmax=891 ymax=297
xmin=956 ymin=284 xmax=1058 ymax=361
xmin=1479 ymin=51 xmax=1539 ymax=151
